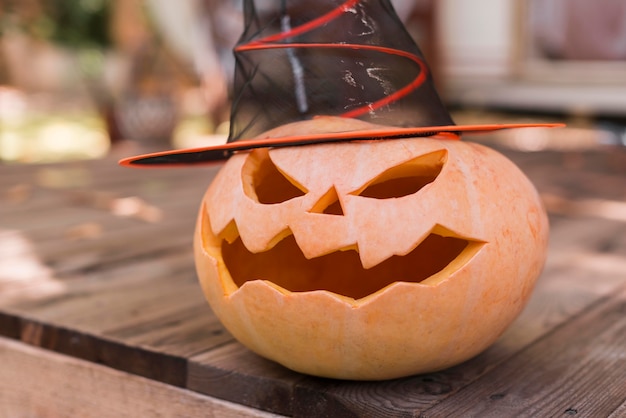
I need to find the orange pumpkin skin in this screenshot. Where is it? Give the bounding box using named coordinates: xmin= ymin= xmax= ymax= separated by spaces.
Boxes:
xmin=194 ymin=117 xmax=548 ymax=380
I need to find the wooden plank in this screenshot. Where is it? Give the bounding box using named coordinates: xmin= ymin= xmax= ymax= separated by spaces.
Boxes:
xmin=0 ymin=234 xmax=190 ymax=308
xmin=189 ymin=342 xmax=308 ymax=417
xmin=14 ymin=270 xmax=203 ymax=331
xmin=292 ymin=376 xmax=445 ymax=418
xmin=105 ymin=303 xmax=233 ymax=358
xmin=12 ymin=318 xmax=197 ymax=388
xmin=0 ymin=218 xmax=196 ymax=283
xmin=493 ymin=253 xmax=626 ymax=356
xmin=39 ymin=222 xmax=196 ymax=275
xmin=4 ymin=251 xmax=204 ymax=332
xmin=0 ymin=184 xmax=203 ymax=225
xmin=0 ymin=166 xmax=208 ymax=278
xmin=487 ymin=147 xmax=626 ymax=202
xmin=0 ymin=311 xmax=19 ymax=339
xmin=0 ymin=158 xmax=219 ymax=191
xmin=608 ymin=400 xmax=626 ymax=418
xmin=547 ymin=216 xmax=626 ymax=254
xmin=0 ymin=157 xmax=226 ymax=382
xmin=0 ymin=246 xmax=196 ymax=308
xmin=18 ymin=318 xmax=189 ymax=386
xmin=1 ymin=246 xmax=233 ymax=386
xmin=0 ymin=337 xmax=280 ymax=418
xmin=420 ymin=286 xmax=626 ymax=418
xmin=0 ymin=179 xmax=205 ymax=233
xmin=0 ymin=160 xmax=214 ymax=233
xmin=11 ymin=304 xmax=231 ymax=388
xmin=0 ymin=208 xmax=199 ymax=271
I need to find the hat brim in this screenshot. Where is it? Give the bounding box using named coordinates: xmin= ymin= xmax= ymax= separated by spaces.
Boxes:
xmin=119 ymin=123 xmax=564 ymax=167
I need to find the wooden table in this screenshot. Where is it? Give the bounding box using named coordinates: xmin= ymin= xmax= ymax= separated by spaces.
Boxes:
xmin=1 ymin=139 xmax=625 ymax=417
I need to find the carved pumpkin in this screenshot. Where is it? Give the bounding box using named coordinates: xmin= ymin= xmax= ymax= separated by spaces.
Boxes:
xmin=194 ymin=116 xmax=548 ymax=380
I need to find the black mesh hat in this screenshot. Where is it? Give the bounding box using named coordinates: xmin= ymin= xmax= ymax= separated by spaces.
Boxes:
xmin=120 ymin=0 xmax=560 ymax=167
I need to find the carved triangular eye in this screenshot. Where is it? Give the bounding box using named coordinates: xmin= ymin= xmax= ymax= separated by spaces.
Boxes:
xmin=242 ymin=149 xmax=307 ymax=204
xmin=353 ymin=150 xmax=447 ymax=199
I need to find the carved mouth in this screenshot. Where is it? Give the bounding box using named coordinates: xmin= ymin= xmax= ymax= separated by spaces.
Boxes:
xmin=218 ymin=225 xmax=484 ymax=300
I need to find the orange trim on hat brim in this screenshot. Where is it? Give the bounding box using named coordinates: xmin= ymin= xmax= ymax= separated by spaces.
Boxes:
xmin=118 ymin=123 xmax=565 ymax=167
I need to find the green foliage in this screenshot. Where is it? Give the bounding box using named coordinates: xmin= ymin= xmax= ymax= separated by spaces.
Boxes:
xmin=1 ymin=0 xmax=112 ymax=50
xmin=40 ymin=0 xmax=112 ymax=49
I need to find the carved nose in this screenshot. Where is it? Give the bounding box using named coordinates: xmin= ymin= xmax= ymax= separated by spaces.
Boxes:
xmin=308 ymin=186 xmax=345 ymax=216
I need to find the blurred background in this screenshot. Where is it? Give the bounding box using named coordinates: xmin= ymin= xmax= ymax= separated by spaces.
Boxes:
xmin=1 ymin=0 xmax=626 ymax=163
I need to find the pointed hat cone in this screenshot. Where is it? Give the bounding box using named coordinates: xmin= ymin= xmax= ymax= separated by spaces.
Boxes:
xmin=121 ymin=0 xmax=561 ymax=166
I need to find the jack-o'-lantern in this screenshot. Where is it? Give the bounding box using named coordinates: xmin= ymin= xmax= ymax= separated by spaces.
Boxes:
xmin=120 ymin=0 xmax=561 ymax=380
xmin=193 ymin=116 xmax=548 ymax=380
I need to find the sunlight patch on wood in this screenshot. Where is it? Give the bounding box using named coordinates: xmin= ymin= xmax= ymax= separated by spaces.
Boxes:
xmin=0 ymin=230 xmax=66 ymax=301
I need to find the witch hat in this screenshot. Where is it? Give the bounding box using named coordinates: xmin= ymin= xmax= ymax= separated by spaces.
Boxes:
xmin=120 ymin=0 xmax=561 ymax=167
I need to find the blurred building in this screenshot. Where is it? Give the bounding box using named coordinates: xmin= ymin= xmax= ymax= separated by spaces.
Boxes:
xmin=438 ymin=0 xmax=626 ymax=118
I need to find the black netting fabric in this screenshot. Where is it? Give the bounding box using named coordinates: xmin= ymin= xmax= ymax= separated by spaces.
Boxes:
xmin=227 ymin=0 xmax=455 ymax=142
